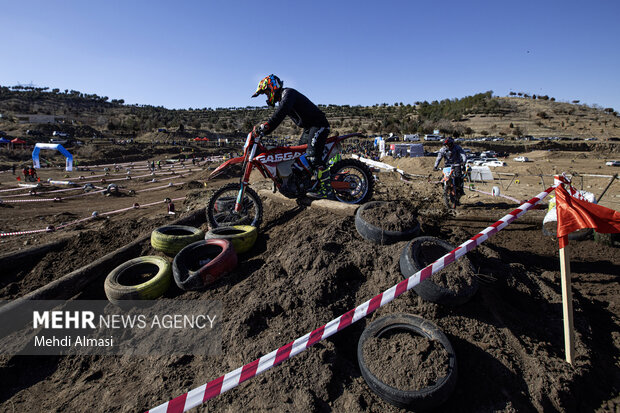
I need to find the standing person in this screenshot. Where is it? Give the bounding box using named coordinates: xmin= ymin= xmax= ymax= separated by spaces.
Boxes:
xmin=251 ymin=74 xmax=332 ymax=199
xmin=433 ymin=137 xmax=467 ymax=199
xmin=12 ymin=164 xmax=16 ymax=175
xmin=28 ymin=166 xmax=36 ymax=182
xmin=22 ymin=166 xmax=29 ymax=181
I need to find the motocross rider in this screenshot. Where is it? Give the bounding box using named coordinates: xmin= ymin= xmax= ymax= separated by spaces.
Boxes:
xmin=433 ymin=137 xmax=467 ymax=199
xmin=251 ymin=74 xmax=333 ymax=199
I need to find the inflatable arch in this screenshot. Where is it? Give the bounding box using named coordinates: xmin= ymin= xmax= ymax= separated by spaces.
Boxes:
xmin=32 ymin=143 xmax=74 ymax=171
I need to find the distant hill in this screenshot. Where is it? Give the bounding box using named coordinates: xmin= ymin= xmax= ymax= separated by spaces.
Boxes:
xmin=1 ymin=86 xmax=619 ymax=142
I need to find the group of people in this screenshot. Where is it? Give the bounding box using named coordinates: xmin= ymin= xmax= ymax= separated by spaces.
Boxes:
xmin=20 ymin=165 xmax=38 ymax=182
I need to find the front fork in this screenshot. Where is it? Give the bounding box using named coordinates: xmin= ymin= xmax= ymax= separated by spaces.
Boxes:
xmin=235 ymin=143 xmax=258 ymax=212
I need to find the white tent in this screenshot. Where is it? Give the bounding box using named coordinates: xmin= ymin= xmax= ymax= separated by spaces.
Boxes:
xmin=469 ymin=166 xmax=493 ymax=182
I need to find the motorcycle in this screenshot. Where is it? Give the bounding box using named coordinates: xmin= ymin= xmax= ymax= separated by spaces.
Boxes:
xmin=206 ymin=131 xmax=374 ymax=228
xmin=440 ymin=164 xmax=465 ymax=209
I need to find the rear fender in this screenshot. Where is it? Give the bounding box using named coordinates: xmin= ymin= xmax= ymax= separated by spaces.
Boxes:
xmin=208 ymin=156 xmax=245 ymax=180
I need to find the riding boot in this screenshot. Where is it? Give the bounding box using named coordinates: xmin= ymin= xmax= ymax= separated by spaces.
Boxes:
xmin=306 ymin=167 xmax=335 ymax=200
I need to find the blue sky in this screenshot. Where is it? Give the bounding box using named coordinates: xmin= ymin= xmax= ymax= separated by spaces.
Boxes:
xmin=1 ymin=0 xmax=619 ymax=110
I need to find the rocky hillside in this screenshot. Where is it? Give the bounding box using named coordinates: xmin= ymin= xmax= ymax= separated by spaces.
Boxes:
xmin=1 ymin=86 xmax=619 ymax=142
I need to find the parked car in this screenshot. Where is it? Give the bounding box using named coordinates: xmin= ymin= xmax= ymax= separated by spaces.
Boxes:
xmin=26 ymin=129 xmax=43 ymax=137
xmin=514 ymin=156 xmax=529 ymax=162
xmin=483 ymin=160 xmax=507 ymax=167
xmin=605 ymin=160 xmax=620 ymax=167
xmin=53 ymin=131 xmax=69 ymax=137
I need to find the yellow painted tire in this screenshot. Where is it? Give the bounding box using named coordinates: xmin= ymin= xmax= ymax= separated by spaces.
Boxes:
xmin=151 ymin=225 xmax=205 ymax=256
xmin=204 ymin=225 xmax=258 ymax=254
xmin=104 ymin=256 xmax=172 ymax=305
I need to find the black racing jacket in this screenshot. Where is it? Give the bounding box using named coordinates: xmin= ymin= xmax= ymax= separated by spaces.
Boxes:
xmin=266 ymin=88 xmax=329 ymax=132
xmin=434 ymin=144 xmax=467 ymax=169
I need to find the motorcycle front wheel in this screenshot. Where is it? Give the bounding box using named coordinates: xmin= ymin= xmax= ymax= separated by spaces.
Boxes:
xmin=330 ymin=158 xmax=374 ymax=204
xmin=206 ymin=183 xmax=263 ymax=229
xmin=443 ymin=181 xmax=458 ymax=209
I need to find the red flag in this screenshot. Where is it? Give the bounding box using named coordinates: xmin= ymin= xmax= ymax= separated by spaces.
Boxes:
xmin=556 ymin=184 xmax=620 ymax=248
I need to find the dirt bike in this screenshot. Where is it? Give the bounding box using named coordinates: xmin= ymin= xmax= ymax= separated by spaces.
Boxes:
xmin=206 ymin=131 xmax=374 ymax=228
xmin=440 ymin=164 xmax=465 ymax=209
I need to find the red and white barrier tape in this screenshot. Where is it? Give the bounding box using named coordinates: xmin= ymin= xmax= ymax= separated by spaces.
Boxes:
xmin=146 ymin=185 xmax=558 ymax=413
xmin=136 ymin=183 xmax=184 ymax=193
xmin=1 ymin=197 xmax=61 ymax=203
xmin=0 ymin=186 xmax=29 ymax=193
xmin=468 ymin=188 xmax=522 ymax=204
xmin=0 ymin=228 xmax=52 ymax=236
xmin=1 ymin=186 xmax=84 ymax=198
xmin=0 ymin=197 xmax=186 ymax=237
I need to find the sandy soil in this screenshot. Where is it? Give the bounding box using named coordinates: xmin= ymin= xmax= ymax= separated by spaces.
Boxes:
xmin=0 ymin=146 xmax=618 ymax=412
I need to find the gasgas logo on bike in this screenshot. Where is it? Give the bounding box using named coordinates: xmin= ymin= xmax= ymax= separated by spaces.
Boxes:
xmin=257 ymin=152 xmax=303 ymax=164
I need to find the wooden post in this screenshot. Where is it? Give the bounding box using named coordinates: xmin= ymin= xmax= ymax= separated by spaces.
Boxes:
xmin=559 ymin=243 xmax=575 ymax=364
xmin=597 ymin=173 xmax=618 ymax=203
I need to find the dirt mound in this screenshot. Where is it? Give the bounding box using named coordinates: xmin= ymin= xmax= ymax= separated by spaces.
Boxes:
xmin=360 ymin=200 xmax=419 ymax=231
xmin=380 ymin=156 xmax=435 ymax=175
xmin=180 ymin=180 xmax=203 ymax=190
xmin=0 ymin=154 xmax=618 ymax=413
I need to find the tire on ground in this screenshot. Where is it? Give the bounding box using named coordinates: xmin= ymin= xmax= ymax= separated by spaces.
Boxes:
xmin=542 ymin=220 xmax=593 ymax=241
xmin=400 ymin=236 xmax=478 ymax=306
xmin=204 ymin=225 xmax=258 ymax=254
xmin=593 ymin=231 xmax=619 ymax=246
xmin=173 ymin=239 xmax=237 ymax=291
xmin=355 ymin=201 xmax=420 ymax=245
xmin=104 ymin=256 xmax=172 ymax=305
xmin=151 ymin=225 xmax=205 ymax=256
xmin=357 ymin=313 xmax=457 ymax=410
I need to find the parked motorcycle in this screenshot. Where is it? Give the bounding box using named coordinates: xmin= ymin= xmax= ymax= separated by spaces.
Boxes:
xmin=206 ymin=131 xmax=374 ymax=228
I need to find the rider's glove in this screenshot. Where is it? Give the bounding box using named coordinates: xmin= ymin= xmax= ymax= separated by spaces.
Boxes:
xmin=252 ymin=122 xmax=270 ymax=138
xmin=433 ymin=166 xmax=439 ymax=171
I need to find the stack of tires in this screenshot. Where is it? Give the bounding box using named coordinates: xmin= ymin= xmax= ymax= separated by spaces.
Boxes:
xmin=104 ymin=224 xmax=258 ymax=305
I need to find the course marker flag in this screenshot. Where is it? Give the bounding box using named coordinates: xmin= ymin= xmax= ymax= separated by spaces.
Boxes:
xmin=555 ymin=183 xmax=619 ymax=363
xmin=556 ymin=184 xmax=620 ymax=248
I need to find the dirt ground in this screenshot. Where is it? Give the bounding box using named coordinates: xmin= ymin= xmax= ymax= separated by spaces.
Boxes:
xmin=0 ymin=145 xmax=619 ymax=412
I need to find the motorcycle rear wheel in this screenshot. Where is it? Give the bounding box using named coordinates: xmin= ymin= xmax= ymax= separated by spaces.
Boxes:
xmin=206 ymin=183 xmax=263 ymax=229
xmin=330 ymin=158 xmax=374 ymax=204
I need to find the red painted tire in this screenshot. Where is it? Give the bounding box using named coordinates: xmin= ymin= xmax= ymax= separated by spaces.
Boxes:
xmin=172 ymin=239 xmax=237 ymax=291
